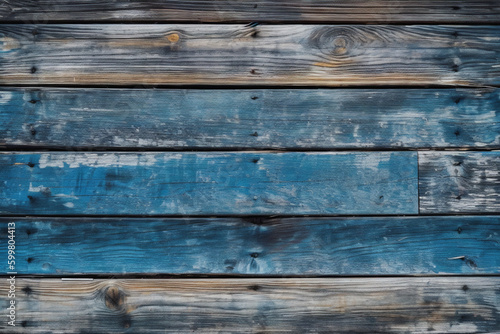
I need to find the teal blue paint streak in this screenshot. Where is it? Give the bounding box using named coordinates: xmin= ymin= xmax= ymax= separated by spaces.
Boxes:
xmin=0 ymin=152 xmax=417 ymax=215
xmin=6 ymin=216 xmax=499 ymax=275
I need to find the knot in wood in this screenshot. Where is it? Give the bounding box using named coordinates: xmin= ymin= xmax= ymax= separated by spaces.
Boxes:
xmin=166 ymin=33 xmax=180 ymax=43
xmin=308 ymin=27 xmax=356 ymax=58
xmin=104 ymin=285 xmax=126 ymax=310
xmin=332 ymin=37 xmax=348 ymax=56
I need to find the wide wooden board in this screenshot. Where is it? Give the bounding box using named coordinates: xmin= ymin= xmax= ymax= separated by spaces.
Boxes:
xmin=1 ymin=88 xmax=500 ymax=149
xmin=1 ymin=25 xmax=499 ymax=86
xmin=2 ymin=277 xmax=499 ymax=333
xmin=1 ymin=0 xmax=499 ymax=23
xmin=419 ymin=151 xmax=500 ymax=214
xmin=0 ymin=151 xmax=418 ymax=215
xmin=3 ymin=216 xmax=500 ymax=275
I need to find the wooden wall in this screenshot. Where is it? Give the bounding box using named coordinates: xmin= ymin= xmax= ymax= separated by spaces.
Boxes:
xmin=1 ymin=1 xmax=499 ymax=333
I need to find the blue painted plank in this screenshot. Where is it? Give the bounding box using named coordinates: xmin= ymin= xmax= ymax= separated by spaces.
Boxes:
xmin=1 ymin=88 xmax=499 ymax=149
xmin=0 ymin=152 xmax=418 ymax=215
xmin=4 ymin=216 xmax=500 ymax=275
xmin=419 ymin=151 xmax=500 ymax=213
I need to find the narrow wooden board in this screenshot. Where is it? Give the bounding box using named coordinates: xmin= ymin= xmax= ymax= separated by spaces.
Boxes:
xmin=419 ymin=151 xmax=500 ymax=214
xmin=4 ymin=216 xmax=500 ymax=275
xmin=0 ymin=151 xmax=418 ymax=215
xmin=1 ymin=25 xmax=499 ymax=86
xmin=2 ymin=277 xmax=499 ymax=333
xmin=1 ymin=0 xmax=500 ymax=23
xmin=2 ymin=88 xmax=500 ymax=149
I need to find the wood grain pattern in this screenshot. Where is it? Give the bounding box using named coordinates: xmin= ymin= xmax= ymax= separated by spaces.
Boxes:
xmin=5 ymin=216 xmax=500 ymax=275
xmin=0 ymin=151 xmax=418 ymax=215
xmin=2 ymin=277 xmax=499 ymax=333
xmin=1 ymin=0 xmax=500 ymax=23
xmin=2 ymin=88 xmax=500 ymax=149
xmin=1 ymin=24 xmax=499 ymax=86
xmin=1 ymin=2 xmax=499 ymax=334
xmin=419 ymin=151 xmax=500 ymax=214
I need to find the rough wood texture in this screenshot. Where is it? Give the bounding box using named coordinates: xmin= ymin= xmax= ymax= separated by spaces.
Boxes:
xmin=419 ymin=152 xmax=500 ymax=214
xmin=2 ymin=277 xmax=499 ymax=333
xmin=4 ymin=216 xmax=500 ymax=275
xmin=1 ymin=88 xmax=500 ymax=149
xmin=0 ymin=151 xmax=418 ymax=215
xmin=1 ymin=0 xmax=500 ymax=23
xmin=1 ymin=25 xmax=499 ymax=86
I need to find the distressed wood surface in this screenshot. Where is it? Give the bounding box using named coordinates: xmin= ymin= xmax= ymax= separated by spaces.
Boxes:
xmin=1 ymin=25 xmax=500 ymax=86
xmin=1 ymin=0 xmax=500 ymax=23
xmin=4 ymin=216 xmax=500 ymax=275
xmin=1 ymin=88 xmax=500 ymax=149
xmin=0 ymin=151 xmax=418 ymax=215
xmin=3 ymin=277 xmax=500 ymax=333
xmin=419 ymin=151 xmax=500 ymax=214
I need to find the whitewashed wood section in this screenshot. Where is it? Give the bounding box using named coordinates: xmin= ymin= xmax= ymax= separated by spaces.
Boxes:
xmin=419 ymin=151 xmax=500 ymax=213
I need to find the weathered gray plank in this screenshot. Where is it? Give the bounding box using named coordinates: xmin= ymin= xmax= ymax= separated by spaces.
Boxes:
xmin=1 ymin=0 xmax=499 ymax=23
xmin=1 ymin=88 xmax=500 ymax=149
xmin=419 ymin=151 xmax=500 ymax=213
xmin=1 ymin=25 xmax=499 ymax=86
xmin=3 ymin=277 xmax=499 ymax=333
xmin=4 ymin=216 xmax=500 ymax=275
xmin=0 ymin=151 xmax=418 ymax=215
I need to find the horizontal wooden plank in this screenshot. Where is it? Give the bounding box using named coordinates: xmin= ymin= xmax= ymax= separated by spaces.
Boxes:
xmin=419 ymin=151 xmax=500 ymax=214
xmin=4 ymin=216 xmax=500 ymax=275
xmin=3 ymin=277 xmax=499 ymax=333
xmin=1 ymin=25 xmax=499 ymax=86
xmin=2 ymin=88 xmax=500 ymax=149
xmin=0 ymin=151 xmax=418 ymax=215
xmin=1 ymin=1 xmax=500 ymax=23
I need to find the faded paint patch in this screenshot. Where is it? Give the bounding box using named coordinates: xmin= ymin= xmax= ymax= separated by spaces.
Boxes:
xmin=28 ymin=183 xmax=50 ymax=193
xmin=0 ymin=36 xmax=20 ymax=52
xmin=38 ymin=153 xmax=159 ymax=168
xmin=0 ymin=91 xmax=12 ymax=105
